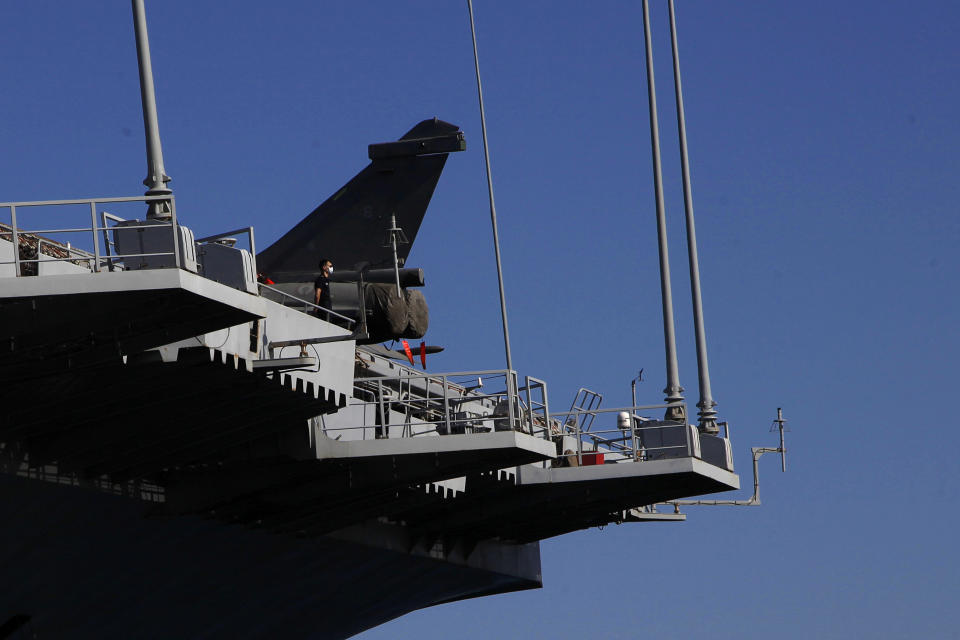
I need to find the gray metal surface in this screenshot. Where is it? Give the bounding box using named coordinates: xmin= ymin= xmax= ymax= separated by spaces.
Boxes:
xmin=113 ymin=218 xmax=197 ymax=272
xmin=197 ymin=241 xmax=257 ymax=294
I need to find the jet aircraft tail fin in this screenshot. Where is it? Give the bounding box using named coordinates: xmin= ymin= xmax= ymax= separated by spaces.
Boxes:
xmin=257 ymin=119 xmax=465 ymax=283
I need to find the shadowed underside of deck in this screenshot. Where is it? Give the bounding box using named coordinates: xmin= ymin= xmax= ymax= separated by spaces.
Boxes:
xmin=0 ymin=473 xmax=541 ymax=640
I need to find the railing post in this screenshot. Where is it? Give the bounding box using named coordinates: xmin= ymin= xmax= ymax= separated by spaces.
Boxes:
xmin=506 ymin=371 xmax=516 ymax=432
xmin=524 ymin=376 xmax=533 ymax=435
xmin=169 ymin=197 xmax=181 ymax=269
xmin=541 ymin=378 xmax=550 ymax=441
xmin=631 ymin=412 xmax=639 ymax=461
xmin=10 ymin=205 xmax=20 ymax=277
xmin=89 ymin=201 xmax=101 ymax=272
xmin=442 ymin=374 xmax=451 ymax=436
xmin=248 ymin=225 xmax=257 ymax=275
xmin=376 ymin=379 xmax=386 ymax=441
xmin=576 ymin=412 xmax=583 ymax=466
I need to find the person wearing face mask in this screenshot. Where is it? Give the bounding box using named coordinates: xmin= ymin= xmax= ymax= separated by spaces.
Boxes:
xmin=314 ymin=258 xmax=333 ymax=321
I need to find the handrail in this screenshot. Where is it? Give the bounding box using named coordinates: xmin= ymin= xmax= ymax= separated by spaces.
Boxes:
xmin=550 ymin=403 xmax=692 ymax=465
xmin=257 ymin=282 xmax=356 ymax=325
xmin=0 ymin=194 xmax=180 ymax=275
xmin=323 ymin=369 xmax=547 ymax=443
xmin=0 ymin=194 xmax=173 ymax=208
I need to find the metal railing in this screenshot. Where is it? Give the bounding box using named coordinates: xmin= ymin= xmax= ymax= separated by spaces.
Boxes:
xmin=323 ymin=369 xmax=549 ymax=442
xmin=257 ymin=282 xmax=357 ymax=326
xmin=0 ymin=195 xmax=182 ymax=275
xmin=550 ymin=403 xmax=696 ymax=466
xmin=321 ymin=363 xmax=701 ymax=469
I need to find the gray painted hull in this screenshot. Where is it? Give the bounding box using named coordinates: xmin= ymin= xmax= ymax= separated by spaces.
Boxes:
xmin=0 ymin=474 xmax=539 ymax=639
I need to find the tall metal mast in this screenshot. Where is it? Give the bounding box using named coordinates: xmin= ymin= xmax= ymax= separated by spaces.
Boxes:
xmin=641 ymin=0 xmax=684 ymax=418
xmin=132 ymin=0 xmax=172 ymax=220
xmin=668 ymin=0 xmax=718 ymax=434
xmin=466 ymin=0 xmax=514 ymax=373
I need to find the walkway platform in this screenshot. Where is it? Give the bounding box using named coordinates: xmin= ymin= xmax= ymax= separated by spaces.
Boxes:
xmin=161 ymin=431 xmax=555 ymax=536
xmin=396 ymin=456 xmax=739 ymax=543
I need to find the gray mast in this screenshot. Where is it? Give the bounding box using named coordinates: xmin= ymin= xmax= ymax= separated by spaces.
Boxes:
xmin=467 ymin=0 xmax=514 ymax=373
xmin=132 ymin=0 xmax=172 ymax=220
xmin=668 ymin=0 xmax=718 ymax=434
xmin=641 ymin=0 xmax=684 ymax=418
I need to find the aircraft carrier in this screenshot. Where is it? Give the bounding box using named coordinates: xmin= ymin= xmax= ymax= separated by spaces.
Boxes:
xmin=0 ymin=2 xmax=745 ymax=638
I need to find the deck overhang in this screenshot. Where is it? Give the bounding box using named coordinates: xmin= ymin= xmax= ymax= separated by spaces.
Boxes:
xmin=1 ymin=347 xmax=343 ymax=484
xmin=0 ymin=269 xmax=267 ymax=379
xmin=394 ymin=456 xmax=739 ymax=543
xmin=161 ymin=431 xmax=556 ymax=532
xmin=316 ymin=430 xmax=555 ymax=465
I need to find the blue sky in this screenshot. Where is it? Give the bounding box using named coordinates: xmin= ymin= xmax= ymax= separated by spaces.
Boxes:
xmin=2 ymin=1 xmax=958 ymax=638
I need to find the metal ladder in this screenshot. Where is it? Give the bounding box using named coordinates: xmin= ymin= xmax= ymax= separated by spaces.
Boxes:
xmin=566 ymin=388 xmax=603 ymax=432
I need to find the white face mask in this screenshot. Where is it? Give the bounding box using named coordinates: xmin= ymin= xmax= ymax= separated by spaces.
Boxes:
xmin=327 ymin=266 xmax=333 ymax=274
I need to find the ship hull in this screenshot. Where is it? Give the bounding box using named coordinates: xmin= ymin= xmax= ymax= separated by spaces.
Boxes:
xmin=0 ymin=473 xmax=540 ymax=639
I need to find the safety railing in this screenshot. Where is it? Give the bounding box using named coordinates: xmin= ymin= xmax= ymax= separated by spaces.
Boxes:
xmin=322 ymin=369 xmax=550 ymax=442
xmin=257 ymin=282 xmax=357 ymax=326
xmin=549 ymin=404 xmax=696 ymax=467
xmin=0 ymin=194 xmax=182 ymax=276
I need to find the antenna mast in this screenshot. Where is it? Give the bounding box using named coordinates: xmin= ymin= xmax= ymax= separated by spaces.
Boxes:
xmin=640 ymin=0 xmax=684 ymax=419
xmin=131 ymin=0 xmax=172 ymax=220
xmin=466 ymin=0 xmax=514 ymax=374
xmin=773 ymin=407 xmax=787 ymax=472
xmin=668 ymin=0 xmax=719 ymax=434
xmin=384 ymin=214 xmax=408 ymax=296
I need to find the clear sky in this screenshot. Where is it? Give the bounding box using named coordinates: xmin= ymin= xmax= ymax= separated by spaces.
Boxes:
xmin=2 ymin=1 xmax=958 ymax=638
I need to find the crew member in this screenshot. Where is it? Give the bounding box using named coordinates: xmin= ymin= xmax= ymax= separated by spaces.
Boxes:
xmin=314 ymin=258 xmax=333 ymax=321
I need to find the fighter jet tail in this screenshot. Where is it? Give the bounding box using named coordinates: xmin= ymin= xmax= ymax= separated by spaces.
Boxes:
xmin=257 ymin=119 xmax=465 ymax=283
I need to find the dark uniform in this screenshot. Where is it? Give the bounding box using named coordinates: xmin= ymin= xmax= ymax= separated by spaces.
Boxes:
xmin=314 ymin=273 xmax=331 ymax=320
